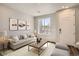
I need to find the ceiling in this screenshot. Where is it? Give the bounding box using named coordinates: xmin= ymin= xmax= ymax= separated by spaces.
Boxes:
xmin=3 ymin=3 xmax=78 ymax=16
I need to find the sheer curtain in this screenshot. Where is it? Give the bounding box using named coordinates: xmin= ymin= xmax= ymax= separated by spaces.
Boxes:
xmin=38 ymin=17 xmax=51 ymax=34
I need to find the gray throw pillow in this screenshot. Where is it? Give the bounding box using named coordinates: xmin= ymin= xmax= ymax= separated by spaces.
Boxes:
xmin=19 ymin=35 xmax=24 ymax=39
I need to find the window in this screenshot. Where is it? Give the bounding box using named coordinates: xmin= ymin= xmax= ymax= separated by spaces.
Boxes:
xmin=38 ymin=17 xmax=50 ymax=34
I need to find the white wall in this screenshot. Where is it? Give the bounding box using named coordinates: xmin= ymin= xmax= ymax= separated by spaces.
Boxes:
xmin=0 ymin=4 xmax=34 ymax=36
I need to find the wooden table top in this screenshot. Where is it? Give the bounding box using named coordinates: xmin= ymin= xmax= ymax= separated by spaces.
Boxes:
xmin=28 ymin=40 xmax=47 ymax=49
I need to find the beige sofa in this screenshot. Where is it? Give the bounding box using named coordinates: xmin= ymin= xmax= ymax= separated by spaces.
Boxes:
xmin=9 ymin=35 xmax=36 ymax=50
xmin=9 ymin=38 xmax=34 ymax=50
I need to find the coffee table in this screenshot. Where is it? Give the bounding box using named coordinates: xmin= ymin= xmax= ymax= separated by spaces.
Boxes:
xmin=27 ymin=39 xmax=56 ymax=55
xmin=28 ymin=40 xmax=48 ymax=55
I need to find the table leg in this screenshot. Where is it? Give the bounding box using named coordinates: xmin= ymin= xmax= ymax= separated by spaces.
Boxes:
xmin=47 ymin=42 xmax=48 ymax=47
xmin=28 ymin=45 xmax=30 ymax=51
xmin=38 ymin=48 xmax=40 ymax=56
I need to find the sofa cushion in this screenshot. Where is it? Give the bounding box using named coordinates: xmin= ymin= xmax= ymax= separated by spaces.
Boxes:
xmin=11 ymin=40 xmax=27 ymax=45
xmin=8 ymin=38 xmax=16 ymax=43
xmin=56 ymin=43 xmax=69 ymax=50
xmin=10 ymin=39 xmax=34 ymax=45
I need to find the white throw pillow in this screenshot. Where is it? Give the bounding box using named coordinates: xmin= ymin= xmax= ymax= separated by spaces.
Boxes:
xmin=13 ymin=36 xmax=19 ymax=42
xmin=23 ymin=34 xmax=28 ymax=39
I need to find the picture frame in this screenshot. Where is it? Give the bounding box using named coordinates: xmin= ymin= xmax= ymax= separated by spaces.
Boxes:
xmin=9 ymin=18 xmax=18 ymax=30
xmin=18 ymin=20 xmax=26 ymax=30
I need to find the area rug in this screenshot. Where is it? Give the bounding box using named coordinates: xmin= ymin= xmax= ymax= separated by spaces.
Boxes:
xmin=2 ymin=43 xmax=55 ymax=56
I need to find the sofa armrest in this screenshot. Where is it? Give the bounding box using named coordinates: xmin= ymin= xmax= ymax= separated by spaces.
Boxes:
xmin=55 ymin=43 xmax=69 ymax=51
xmin=51 ymin=48 xmax=69 ymax=56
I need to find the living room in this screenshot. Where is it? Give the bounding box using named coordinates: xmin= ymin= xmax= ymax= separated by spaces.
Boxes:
xmin=0 ymin=3 xmax=79 ymax=56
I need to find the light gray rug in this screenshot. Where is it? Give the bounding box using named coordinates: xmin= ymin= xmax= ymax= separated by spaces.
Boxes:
xmin=1 ymin=43 xmax=55 ymax=56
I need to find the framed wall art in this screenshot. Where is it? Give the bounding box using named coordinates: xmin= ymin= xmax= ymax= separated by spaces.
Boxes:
xmin=18 ymin=20 xmax=26 ymax=30
xmin=9 ymin=18 xmax=18 ymax=30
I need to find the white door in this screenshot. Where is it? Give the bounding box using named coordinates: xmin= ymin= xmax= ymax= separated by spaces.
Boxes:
xmin=58 ymin=9 xmax=75 ymax=45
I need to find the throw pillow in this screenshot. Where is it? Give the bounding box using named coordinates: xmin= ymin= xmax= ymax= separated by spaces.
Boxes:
xmin=12 ymin=36 xmax=19 ymax=42
xmin=27 ymin=35 xmax=32 ymax=38
xmin=23 ymin=34 xmax=28 ymax=39
xmin=19 ymin=35 xmax=24 ymax=40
